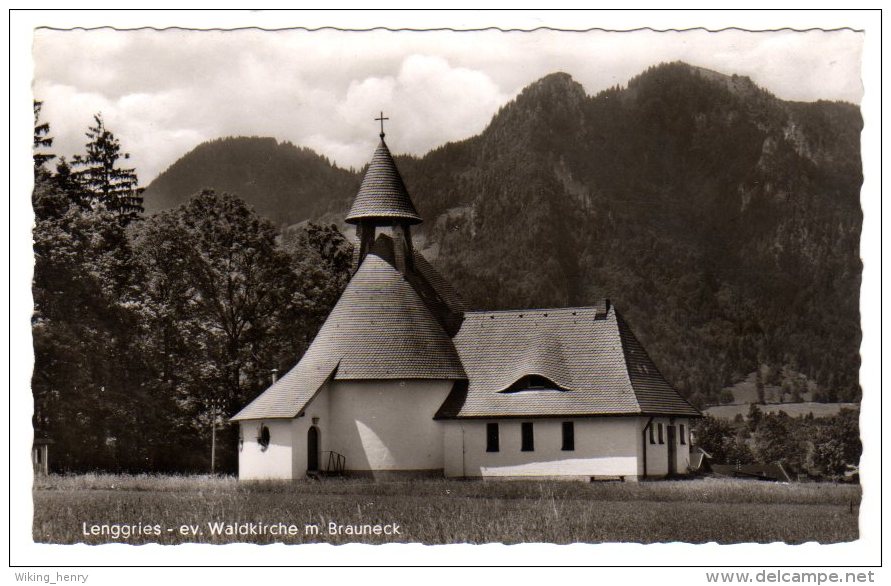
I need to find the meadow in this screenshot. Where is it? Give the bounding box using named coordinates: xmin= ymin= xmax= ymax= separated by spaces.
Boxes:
xmin=704 ymin=402 xmax=859 ymax=420
xmin=33 ymin=474 xmax=861 ymax=545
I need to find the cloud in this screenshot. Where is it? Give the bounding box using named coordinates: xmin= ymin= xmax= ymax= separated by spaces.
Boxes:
xmin=334 ymin=55 xmax=510 ymax=166
xmin=31 ymin=28 xmax=864 ymax=184
xmin=390 ymin=55 xmax=509 ymax=149
xmin=34 ymin=81 xmax=209 ymax=182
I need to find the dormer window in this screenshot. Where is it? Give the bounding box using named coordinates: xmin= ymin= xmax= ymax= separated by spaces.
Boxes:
xmin=501 ymin=375 xmax=568 ymax=393
xmin=521 ymin=375 xmax=551 ymax=389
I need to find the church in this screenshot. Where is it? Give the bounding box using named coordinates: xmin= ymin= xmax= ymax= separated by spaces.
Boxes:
xmin=231 ymin=123 xmax=701 ymax=481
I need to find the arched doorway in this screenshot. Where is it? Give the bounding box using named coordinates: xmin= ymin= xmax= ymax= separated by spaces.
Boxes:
xmin=307 ymin=426 xmax=320 ymax=472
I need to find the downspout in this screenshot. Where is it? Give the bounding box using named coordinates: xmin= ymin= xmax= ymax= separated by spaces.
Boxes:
xmin=642 ymin=417 xmax=654 ymax=480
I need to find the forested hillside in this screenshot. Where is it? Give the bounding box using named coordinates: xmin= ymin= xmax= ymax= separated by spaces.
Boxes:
xmin=144 ymin=137 xmax=359 ymax=227
xmin=144 ymin=62 xmax=863 ymax=407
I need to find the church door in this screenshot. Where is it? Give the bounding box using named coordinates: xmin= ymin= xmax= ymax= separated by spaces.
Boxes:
xmin=667 ymin=425 xmax=677 ymax=475
xmin=307 ymin=426 xmax=320 ymax=472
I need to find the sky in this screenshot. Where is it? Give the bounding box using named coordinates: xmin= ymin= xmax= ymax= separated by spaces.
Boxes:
xmin=31 ymin=27 xmax=864 ymax=185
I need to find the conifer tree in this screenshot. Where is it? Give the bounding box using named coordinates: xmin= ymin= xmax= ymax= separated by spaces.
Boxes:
xmin=52 ymin=157 xmax=87 ymax=207
xmin=33 ymin=100 xmax=55 ymax=172
xmin=71 ymin=113 xmax=144 ymax=222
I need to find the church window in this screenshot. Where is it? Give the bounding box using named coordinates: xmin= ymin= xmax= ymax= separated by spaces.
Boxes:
xmin=521 ymin=422 xmax=535 ymax=452
xmin=258 ymin=425 xmax=271 ymax=451
xmin=679 ymin=424 xmax=686 ymax=445
xmin=562 ymin=421 xmax=575 ymax=451
xmin=657 ymin=423 xmax=664 ymax=445
xmin=486 ymin=423 xmax=499 ymax=452
xmin=649 ymin=423 xmax=656 ymax=444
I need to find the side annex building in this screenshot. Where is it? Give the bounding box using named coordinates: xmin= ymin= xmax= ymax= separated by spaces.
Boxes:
xmin=231 ymin=129 xmax=701 ymax=481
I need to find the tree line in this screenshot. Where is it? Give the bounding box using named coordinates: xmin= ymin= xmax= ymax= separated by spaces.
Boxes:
xmin=31 ymin=102 xmax=352 ymax=473
xmin=692 ymin=406 xmax=861 ymax=479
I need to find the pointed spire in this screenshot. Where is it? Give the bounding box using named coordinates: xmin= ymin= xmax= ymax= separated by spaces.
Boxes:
xmin=345 ymin=138 xmax=422 ymax=225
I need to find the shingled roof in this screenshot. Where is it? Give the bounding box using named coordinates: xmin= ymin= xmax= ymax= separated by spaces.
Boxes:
xmin=231 ymin=243 xmax=466 ymax=421
xmin=436 ymin=304 xmax=701 ymax=419
xmin=234 ymin=132 xmax=699 ymax=424
xmin=345 ymin=139 xmax=422 ymax=225
xmin=368 ymin=235 xmax=466 ymax=335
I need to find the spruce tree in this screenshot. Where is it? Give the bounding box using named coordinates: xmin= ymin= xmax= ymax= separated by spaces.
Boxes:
xmin=33 ymin=100 xmax=55 ymax=173
xmin=71 ymin=113 xmax=144 ymax=223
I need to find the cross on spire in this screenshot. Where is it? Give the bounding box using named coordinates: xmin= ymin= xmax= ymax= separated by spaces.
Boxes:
xmin=375 ymin=111 xmax=389 ymax=139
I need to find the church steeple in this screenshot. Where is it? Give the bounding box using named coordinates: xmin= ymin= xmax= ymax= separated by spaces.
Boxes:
xmin=346 ymin=115 xmax=421 ymax=272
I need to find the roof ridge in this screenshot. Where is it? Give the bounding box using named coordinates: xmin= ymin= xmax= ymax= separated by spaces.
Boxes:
xmin=465 ymin=303 xmax=609 ymax=315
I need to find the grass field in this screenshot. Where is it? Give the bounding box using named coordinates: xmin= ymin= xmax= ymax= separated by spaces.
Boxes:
xmin=720 ymin=370 xmax=820 ymax=404
xmin=32 ymin=474 xmax=860 ymax=545
xmin=704 ymin=402 xmax=859 ymax=420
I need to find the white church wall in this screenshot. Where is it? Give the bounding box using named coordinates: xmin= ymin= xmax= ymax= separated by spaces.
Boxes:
xmin=640 ymin=417 xmax=692 ymax=477
xmin=237 ymin=419 xmax=293 ymax=480
xmin=443 ymin=418 xmax=642 ymax=480
xmin=443 ymin=423 xmax=464 ymax=477
xmin=675 ymin=418 xmax=692 ymax=473
xmin=643 ymin=417 xmax=667 ymax=476
xmin=328 ymin=379 xmax=453 ymax=474
xmin=289 ymin=383 xmax=332 ymax=478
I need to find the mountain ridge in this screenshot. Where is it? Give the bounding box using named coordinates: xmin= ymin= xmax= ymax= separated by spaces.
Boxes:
xmin=143 ymin=61 xmax=863 ymax=407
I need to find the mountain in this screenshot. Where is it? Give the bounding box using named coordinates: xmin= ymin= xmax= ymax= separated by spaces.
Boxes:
xmin=143 ymin=62 xmax=863 ymax=407
xmin=143 ymin=136 xmax=359 ymax=227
